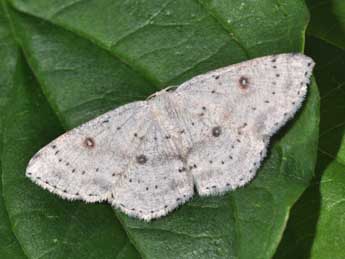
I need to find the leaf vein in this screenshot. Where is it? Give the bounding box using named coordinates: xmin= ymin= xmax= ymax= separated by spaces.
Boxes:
xmin=194 ymin=0 xmax=250 ymax=58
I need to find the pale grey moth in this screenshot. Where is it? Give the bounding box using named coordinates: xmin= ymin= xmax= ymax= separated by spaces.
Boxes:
xmin=26 ymin=53 xmax=315 ymax=221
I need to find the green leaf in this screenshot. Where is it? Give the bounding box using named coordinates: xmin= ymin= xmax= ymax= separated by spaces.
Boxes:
xmin=306 ymin=0 xmax=345 ymax=49
xmin=274 ymin=36 xmax=345 ymax=259
xmin=8 ymin=0 xmax=309 ymax=85
xmin=1 ymin=1 xmax=320 ymax=258
xmin=0 ymin=3 xmax=26 ymax=258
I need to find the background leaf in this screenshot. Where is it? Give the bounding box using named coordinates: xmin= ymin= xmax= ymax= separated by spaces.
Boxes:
xmin=1 ymin=1 xmax=320 ymax=258
xmin=306 ymin=0 xmax=345 ymax=50
xmin=8 ymin=0 xmax=309 ymax=85
xmin=275 ymin=0 xmax=345 ymax=257
xmin=0 ymin=3 xmax=26 ymax=258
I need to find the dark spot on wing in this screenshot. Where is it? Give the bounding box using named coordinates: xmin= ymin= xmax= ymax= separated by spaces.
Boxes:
xmin=83 ymin=137 xmax=95 ymax=148
xmin=212 ymin=126 xmax=222 ymax=137
xmin=33 ymin=153 xmax=41 ymax=159
xmin=166 ymin=86 xmax=177 ymax=92
xmin=239 ymin=76 xmax=249 ymax=89
xmin=136 ymin=154 xmax=147 ymax=164
xmin=178 ymin=167 xmax=186 ymax=172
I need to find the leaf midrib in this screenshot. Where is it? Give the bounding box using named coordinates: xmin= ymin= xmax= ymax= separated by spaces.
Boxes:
xmin=194 ymin=0 xmax=250 ymax=59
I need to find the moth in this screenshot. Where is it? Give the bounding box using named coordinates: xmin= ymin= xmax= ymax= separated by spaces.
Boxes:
xmin=26 ymin=53 xmax=314 ymax=221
